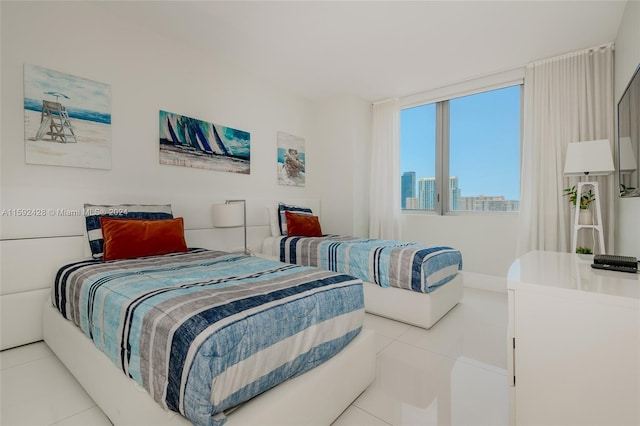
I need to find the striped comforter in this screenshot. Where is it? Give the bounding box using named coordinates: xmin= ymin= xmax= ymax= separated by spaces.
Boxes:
xmin=276 ymin=235 xmax=462 ymax=293
xmin=52 ymin=249 xmax=364 ymax=426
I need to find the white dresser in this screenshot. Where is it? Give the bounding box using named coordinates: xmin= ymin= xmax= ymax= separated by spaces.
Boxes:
xmin=507 ymin=251 xmax=639 ymax=426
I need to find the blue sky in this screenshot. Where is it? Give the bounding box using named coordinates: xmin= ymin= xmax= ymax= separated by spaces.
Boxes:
xmin=400 ymin=85 xmax=521 ymax=201
xmin=24 ymin=64 xmax=110 ymax=113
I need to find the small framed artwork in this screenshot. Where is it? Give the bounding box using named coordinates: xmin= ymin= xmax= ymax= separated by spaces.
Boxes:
xmin=23 ymin=64 xmax=111 ymax=169
xmin=277 ymin=131 xmax=305 ymax=186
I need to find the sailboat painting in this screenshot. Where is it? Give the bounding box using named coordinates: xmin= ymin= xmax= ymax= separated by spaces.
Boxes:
xmin=159 ymin=110 xmax=250 ymax=174
xmin=23 ymin=64 xmax=111 ymax=169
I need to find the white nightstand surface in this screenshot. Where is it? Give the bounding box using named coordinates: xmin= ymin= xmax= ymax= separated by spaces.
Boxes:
xmin=508 ymin=250 xmax=639 ymax=305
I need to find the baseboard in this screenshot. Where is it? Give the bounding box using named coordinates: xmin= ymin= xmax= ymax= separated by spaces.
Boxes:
xmin=461 ymin=271 xmax=507 ymax=294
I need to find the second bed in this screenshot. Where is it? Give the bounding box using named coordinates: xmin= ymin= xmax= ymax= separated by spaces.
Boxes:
xmin=261 ymin=234 xmax=464 ymax=329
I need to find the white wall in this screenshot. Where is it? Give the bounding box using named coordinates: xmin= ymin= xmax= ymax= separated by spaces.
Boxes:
xmin=402 ymin=213 xmax=518 ymax=278
xmin=312 ymin=95 xmax=372 ymax=237
xmin=614 ymin=0 xmax=640 ymax=258
xmin=0 ymin=1 xmax=319 ymax=243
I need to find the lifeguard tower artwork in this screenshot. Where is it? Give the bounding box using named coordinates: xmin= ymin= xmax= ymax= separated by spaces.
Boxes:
xmin=24 ymin=64 xmax=111 ymax=169
xmin=159 ymin=110 xmax=250 ymax=174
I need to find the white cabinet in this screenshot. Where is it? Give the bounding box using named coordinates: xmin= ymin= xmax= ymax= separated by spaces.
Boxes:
xmin=507 ymin=251 xmax=640 ymax=426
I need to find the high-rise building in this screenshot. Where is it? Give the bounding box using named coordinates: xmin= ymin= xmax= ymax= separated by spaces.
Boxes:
xmin=414 ymin=176 xmax=459 ymax=211
xmin=459 ymin=195 xmax=520 ymax=212
xmin=449 ymin=176 xmax=460 ymax=211
xmin=401 ymin=172 xmax=416 ymax=209
xmin=418 ymin=177 xmax=436 ymax=210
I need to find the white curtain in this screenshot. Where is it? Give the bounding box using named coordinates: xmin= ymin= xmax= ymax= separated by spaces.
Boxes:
xmin=517 ymin=44 xmax=615 ymax=255
xmin=369 ymin=98 xmax=401 ymax=240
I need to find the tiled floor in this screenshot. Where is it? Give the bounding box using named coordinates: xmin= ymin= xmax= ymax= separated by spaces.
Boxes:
xmin=0 ymin=288 xmax=509 ymax=426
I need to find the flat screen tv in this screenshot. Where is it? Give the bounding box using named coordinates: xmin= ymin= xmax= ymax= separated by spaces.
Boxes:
xmin=618 ymin=63 xmax=640 ymax=197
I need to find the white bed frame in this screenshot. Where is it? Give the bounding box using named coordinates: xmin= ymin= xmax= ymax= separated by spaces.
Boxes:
xmin=363 ymin=275 xmax=463 ymax=329
xmin=43 ymin=302 xmax=375 ymax=426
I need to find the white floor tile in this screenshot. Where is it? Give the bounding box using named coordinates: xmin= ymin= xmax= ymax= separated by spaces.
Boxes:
xmin=363 ymin=313 xmax=412 ymax=340
xmin=0 ymin=355 xmax=97 ymax=426
xmin=444 ymin=360 xmax=509 ymax=426
xmin=448 ymin=288 xmax=507 ymax=328
xmin=52 ymin=407 xmax=112 ymax=426
xmin=363 ymin=326 xmax=394 ymax=353
xmin=354 ymin=341 xmax=456 ymax=426
xmin=398 ymin=311 xmax=507 ymax=373
xmin=0 ymin=341 xmax=53 ymax=370
xmin=354 ymin=340 xmax=509 ymax=426
xmin=332 ymin=406 xmax=391 ymax=426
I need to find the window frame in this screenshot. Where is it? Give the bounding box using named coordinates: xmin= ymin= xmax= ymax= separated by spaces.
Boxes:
xmin=400 ymin=69 xmax=524 ymax=216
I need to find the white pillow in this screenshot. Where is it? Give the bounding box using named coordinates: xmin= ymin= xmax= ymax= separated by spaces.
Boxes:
xmin=266 ymin=204 xmax=281 ymax=237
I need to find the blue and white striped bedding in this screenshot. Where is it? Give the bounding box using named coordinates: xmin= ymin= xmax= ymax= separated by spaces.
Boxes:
xmin=52 ymin=249 xmax=364 ymax=426
xmin=275 ymin=235 xmax=462 ymax=293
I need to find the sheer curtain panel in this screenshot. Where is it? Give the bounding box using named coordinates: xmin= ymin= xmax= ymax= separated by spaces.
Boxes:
xmin=369 ymin=99 xmax=401 ymax=240
xmin=517 ymin=44 xmax=615 ymax=255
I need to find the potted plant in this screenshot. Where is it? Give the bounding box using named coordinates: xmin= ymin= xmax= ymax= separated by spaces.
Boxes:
xmin=620 ymin=183 xmax=637 ymax=196
xmin=563 ymin=185 xmax=595 ymax=224
xmin=575 ymin=245 xmax=594 ymax=260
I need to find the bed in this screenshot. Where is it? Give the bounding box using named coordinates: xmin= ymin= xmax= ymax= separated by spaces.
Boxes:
xmin=262 ymin=203 xmax=464 ymax=329
xmin=42 ymin=205 xmax=376 ymax=426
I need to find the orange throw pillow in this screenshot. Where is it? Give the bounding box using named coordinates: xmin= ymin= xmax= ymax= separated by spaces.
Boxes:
xmin=100 ymin=217 xmax=188 ymax=261
xmin=285 ymin=211 xmax=323 ymax=237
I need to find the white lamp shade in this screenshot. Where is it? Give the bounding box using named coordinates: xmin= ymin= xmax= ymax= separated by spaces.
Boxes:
xmin=563 ymin=139 xmax=615 ymax=176
xmin=212 ymin=203 xmax=244 ymax=227
xmin=619 ymin=137 xmax=638 ymax=174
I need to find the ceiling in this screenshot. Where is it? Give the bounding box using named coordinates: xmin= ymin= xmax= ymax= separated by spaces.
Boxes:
xmin=99 ymin=1 xmax=627 ymax=102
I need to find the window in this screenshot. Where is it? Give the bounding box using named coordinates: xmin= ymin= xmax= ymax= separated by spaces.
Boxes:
xmin=400 ymin=85 xmax=521 ymax=213
xmin=401 ymin=104 xmax=436 ymax=210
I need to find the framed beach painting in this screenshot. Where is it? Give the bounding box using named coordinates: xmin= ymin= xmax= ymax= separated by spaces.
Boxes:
xmin=277 ymin=131 xmax=305 ymax=186
xmin=159 ymin=110 xmax=250 ymax=174
xmin=24 ymin=64 xmax=111 ymax=169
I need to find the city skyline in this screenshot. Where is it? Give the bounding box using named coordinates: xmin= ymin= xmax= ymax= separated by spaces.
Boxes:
xmin=402 ymin=171 xmax=519 ymax=212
